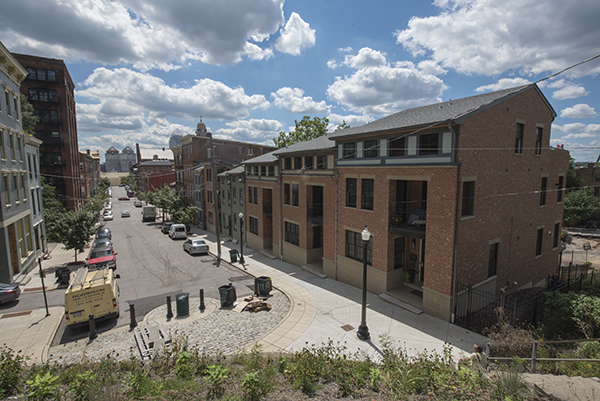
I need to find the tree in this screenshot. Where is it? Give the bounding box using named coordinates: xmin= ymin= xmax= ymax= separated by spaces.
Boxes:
xmin=149 ymin=186 xmax=179 ymax=221
xmin=120 ymin=174 xmax=138 ymax=192
xmin=99 ymin=177 xmax=111 ymax=193
xmin=20 ymin=96 xmax=39 ymax=135
xmin=172 ymin=205 xmax=197 ymax=229
xmin=567 ymin=157 xmax=583 ymax=190
xmin=54 ymin=210 xmax=98 ymax=262
xmin=563 ymin=188 xmax=600 ymax=223
xmin=273 ymin=116 xmax=330 ymax=148
xmin=41 ymin=178 xmax=64 ymax=243
xmin=83 ymin=192 xmax=109 ymax=217
xmin=335 ymin=120 xmax=350 ymax=131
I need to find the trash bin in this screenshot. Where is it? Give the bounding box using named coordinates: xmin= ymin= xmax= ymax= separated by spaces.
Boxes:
xmin=218 ymin=284 xmax=237 ymax=307
xmin=175 ymin=292 xmax=190 ymax=317
xmin=255 ymin=276 xmax=272 ymax=296
xmin=229 ymin=249 xmax=238 ymax=263
xmin=58 ymin=270 xmax=71 ymax=286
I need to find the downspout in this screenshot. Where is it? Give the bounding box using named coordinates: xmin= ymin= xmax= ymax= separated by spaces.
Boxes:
xmin=278 ymin=167 xmax=283 ymax=260
xmin=449 ymin=122 xmax=462 ymax=324
xmin=334 ymin=164 xmax=339 ymax=280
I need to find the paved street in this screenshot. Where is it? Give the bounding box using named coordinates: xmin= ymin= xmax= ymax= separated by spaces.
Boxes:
xmin=2 ymin=186 xmax=258 ymax=346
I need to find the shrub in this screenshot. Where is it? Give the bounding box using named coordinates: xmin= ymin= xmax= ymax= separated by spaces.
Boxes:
xmin=204 ymin=364 xmax=229 ymax=399
xmin=25 ymin=372 xmax=60 ymax=401
xmin=0 ymin=346 xmax=25 ymax=397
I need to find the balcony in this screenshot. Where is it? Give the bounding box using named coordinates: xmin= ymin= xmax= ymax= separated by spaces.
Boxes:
xmin=307 ymin=202 xmax=323 ymax=224
xmin=389 ymin=204 xmax=426 ymax=239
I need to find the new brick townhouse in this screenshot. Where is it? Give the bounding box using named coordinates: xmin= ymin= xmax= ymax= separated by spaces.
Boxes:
xmin=240 ymin=84 xmax=569 ymax=321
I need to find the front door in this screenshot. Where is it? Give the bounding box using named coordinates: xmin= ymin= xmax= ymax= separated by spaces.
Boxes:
xmin=8 ymin=224 xmax=19 ymax=274
xmin=418 ymin=239 xmax=426 ymax=284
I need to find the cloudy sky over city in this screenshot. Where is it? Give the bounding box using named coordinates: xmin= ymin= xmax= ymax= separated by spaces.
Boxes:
xmin=2 ymin=0 xmax=600 ymax=162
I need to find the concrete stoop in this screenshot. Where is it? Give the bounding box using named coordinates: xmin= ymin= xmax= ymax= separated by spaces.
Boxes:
xmin=379 ymin=293 xmax=423 ymax=314
xmin=523 ymin=373 xmax=600 ymax=401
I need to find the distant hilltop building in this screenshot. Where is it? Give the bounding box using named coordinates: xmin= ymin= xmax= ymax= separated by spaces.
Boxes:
xmin=104 ymin=146 xmax=136 ymax=172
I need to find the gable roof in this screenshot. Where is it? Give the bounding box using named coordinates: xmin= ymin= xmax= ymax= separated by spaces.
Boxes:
xmin=243 ymin=149 xmax=279 ymax=164
xmin=330 ymin=84 xmax=549 ymax=140
xmin=272 ymin=133 xmax=336 ymax=156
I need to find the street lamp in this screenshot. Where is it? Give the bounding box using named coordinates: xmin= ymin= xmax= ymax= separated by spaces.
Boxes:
xmin=357 ymin=225 xmax=371 ymax=341
xmin=238 ymin=212 xmax=245 ymax=265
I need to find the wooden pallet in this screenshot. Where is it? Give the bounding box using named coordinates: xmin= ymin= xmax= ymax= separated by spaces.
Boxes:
xmin=133 ymin=325 xmax=171 ymax=360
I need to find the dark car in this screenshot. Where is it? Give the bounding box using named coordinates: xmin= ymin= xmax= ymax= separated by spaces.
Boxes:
xmin=161 ymin=222 xmax=173 ymax=234
xmin=86 ymin=246 xmax=118 ymax=270
xmin=0 ymin=283 xmax=21 ymax=304
xmin=96 ymin=227 xmax=112 ymax=240
xmin=94 ymin=239 xmax=113 ymax=249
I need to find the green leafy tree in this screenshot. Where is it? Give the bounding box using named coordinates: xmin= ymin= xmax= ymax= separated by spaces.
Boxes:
xmin=567 ymin=157 xmax=584 ymax=190
xmin=120 ymin=174 xmax=138 ymax=192
xmin=99 ymin=177 xmax=111 ymax=193
xmin=83 ymin=192 xmax=109 ymax=217
xmin=172 ymin=205 xmax=197 ymax=228
xmin=41 ymin=178 xmax=64 ymax=243
xmin=149 ymin=186 xmax=179 ymax=221
xmin=20 ymin=96 xmax=39 ymax=135
xmin=335 ymin=120 xmax=350 ymax=131
xmin=55 ymin=210 xmax=98 ymax=262
xmin=563 ymin=188 xmax=600 ymax=223
xmin=273 ymin=116 xmax=330 ymax=148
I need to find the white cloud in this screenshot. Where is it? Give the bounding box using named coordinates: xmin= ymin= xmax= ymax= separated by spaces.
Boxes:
xmin=327 ymin=61 xmax=446 ymax=116
xmin=271 ymin=87 xmax=330 ymax=114
xmin=244 ymin=42 xmax=274 ymax=61
xmin=552 ymin=123 xmax=587 ymax=133
xmin=1 ymin=0 xmax=286 ymax=68
xmin=475 ymin=78 xmax=532 ymax=92
xmin=214 ymin=118 xmax=283 ymax=144
xmin=77 ymin=68 xmax=269 ymax=122
xmin=342 ymin=47 xmax=387 ymax=69
xmin=327 ymin=113 xmax=373 ymax=128
xmin=395 ymin=0 xmax=600 ymax=77
xmin=552 ymin=85 xmax=589 ymax=100
xmin=560 ymin=104 xmax=598 ymax=118
xmin=560 ymin=132 xmax=597 ymax=139
xmin=275 ymin=12 xmax=316 ymax=55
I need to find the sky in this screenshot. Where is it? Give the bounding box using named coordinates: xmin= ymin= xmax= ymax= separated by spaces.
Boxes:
xmin=2 ymin=0 xmax=600 ymax=163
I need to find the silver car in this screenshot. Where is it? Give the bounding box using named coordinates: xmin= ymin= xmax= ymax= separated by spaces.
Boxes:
xmin=183 ymin=239 xmax=209 ymax=255
xmin=0 ymin=283 xmax=21 ymax=304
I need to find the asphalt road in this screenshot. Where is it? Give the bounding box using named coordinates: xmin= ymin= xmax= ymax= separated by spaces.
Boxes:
xmin=2 ymin=186 xmax=256 ymax=345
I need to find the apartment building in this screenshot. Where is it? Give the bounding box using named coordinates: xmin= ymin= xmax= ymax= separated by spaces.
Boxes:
xmin=0 ymin=42 xmax=42 ymax=282
xmin=13 ymin=53 xmax=82 ymax=210
xmin=218 ymin=166 xmax=245 ymax=243
xmin=243 ymin=84 xmax=569 ymax=322
xmin=79 ymin=150 xmax=101 ymax=200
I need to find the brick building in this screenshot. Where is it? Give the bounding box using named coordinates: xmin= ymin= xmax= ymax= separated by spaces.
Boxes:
xmin=79 ymin=150 xmax=100 ymax=200
xmin=241 ymin=84 xmax=569 ymax=322
xmin=13 ymin=53 xmax=82 ymax=210
xmin=575 ymin=163 xmax=600 ymax=198
xmin=136 ymin=158 xmax=175 ymax=193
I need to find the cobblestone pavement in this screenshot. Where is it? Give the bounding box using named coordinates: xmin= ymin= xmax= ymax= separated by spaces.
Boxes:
xmin=48 ymin=290 xmax=290 ymax=365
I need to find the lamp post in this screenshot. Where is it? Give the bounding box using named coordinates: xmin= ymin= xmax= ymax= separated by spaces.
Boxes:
xmin=238 ymin=212 xmax=245 ymax=265
xmin=357 ymin=225 xmax=371 ymax=341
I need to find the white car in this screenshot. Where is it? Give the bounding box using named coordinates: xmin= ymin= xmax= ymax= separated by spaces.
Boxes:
xmin=183 ymin=239 xmax=209 ymax=255
xmin=121 ymin=210 xmax=131 ymax=218
xmin=103 ymin=211 xmax=113 ymax=221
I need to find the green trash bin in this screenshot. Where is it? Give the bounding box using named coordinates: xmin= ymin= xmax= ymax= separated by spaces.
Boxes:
xmin=255 ymin=276 xmax=272 ymax=296
xmin=175 ymin=292 xmax=189 ymax=317
xmin=229 ymin=249 xmax=238 ymax=263
xmin=218 ymin=284 xmax=236 ymax=307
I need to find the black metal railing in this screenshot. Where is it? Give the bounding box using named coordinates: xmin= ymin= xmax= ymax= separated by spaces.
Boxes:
xmin=389 ymin=203 xmax=426 ymax=228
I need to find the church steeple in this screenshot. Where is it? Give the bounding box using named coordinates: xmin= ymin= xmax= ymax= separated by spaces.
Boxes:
xmin=195 ymin=117 xmax=209 ymax=137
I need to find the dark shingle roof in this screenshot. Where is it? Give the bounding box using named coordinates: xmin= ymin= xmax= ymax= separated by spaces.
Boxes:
xmin=272 ymin=133 xmax=335 ymax=156
xmin=217 ymin=165 xmax=244 ymax=176
xmin=243 ymin=150 xmax=279 ymax=164
xmin=330 ymin=85 xmax=541 ymax=139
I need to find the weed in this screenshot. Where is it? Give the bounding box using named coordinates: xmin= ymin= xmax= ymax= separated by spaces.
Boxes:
xmin=0 ymin=346 xmax=25 ymax=397
xmin=25 ymin=372 xmax=61 ymax=401
xmin=175 ymin=350 xmax=196 ymax=379
xmin=67 ymin=370 xmax=96 ymax=401
xmin=204 ymin=364 xmax=229 ymax=399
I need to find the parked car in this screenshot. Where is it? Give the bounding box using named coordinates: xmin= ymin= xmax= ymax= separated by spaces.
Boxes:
xmin=86 ymin=246 xmax=118 ymax=270
xmin=121 ymin=210 xmax=131 ymax=218
xmin=183 ymin=239 xmax=209 ymax=255
xmin=134 ymin=200 xmax=142 ymax=207
xmin=0 ymin=282 xmax=20 ymax=304
xmin=161 ymin=221 xmax=173 ymax=234
xmin=94 ymin=239 xmax=113 ymax=249
xmin=103 ymin=211 xmax=113 ymax=221
xmin=118 ymin=196 xmax=130 ymax=201
xmin=168 ymin=224 xmax=187 ymax=239
xmin=96 ymin=227 xmax=112 ymax=240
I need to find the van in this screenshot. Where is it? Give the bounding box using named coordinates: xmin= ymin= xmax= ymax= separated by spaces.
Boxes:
xmin=169 ymin=224 xmax=187 ymax=240
xmin=64 ymin=267 xmax=120 ymax=328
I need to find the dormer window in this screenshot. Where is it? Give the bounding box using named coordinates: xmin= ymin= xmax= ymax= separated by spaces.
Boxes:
xmin=343 ymin=143 xmax=356 ymax=159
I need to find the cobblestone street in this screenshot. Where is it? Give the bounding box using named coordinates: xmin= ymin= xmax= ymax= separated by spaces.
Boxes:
xmin=48 ymin=290 xmax=290 ymax=364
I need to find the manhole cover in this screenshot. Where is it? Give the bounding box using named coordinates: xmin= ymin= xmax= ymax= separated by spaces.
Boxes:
xmin=341 ymin=324 xmax=354 ymax=332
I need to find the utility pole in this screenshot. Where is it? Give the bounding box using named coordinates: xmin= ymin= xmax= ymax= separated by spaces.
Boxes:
xmin=210 ymin=133 xmax=221 ymax=260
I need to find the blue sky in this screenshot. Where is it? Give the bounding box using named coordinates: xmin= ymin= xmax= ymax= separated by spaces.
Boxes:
xmin=2 ymin=0 xmax=600 ymax=163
